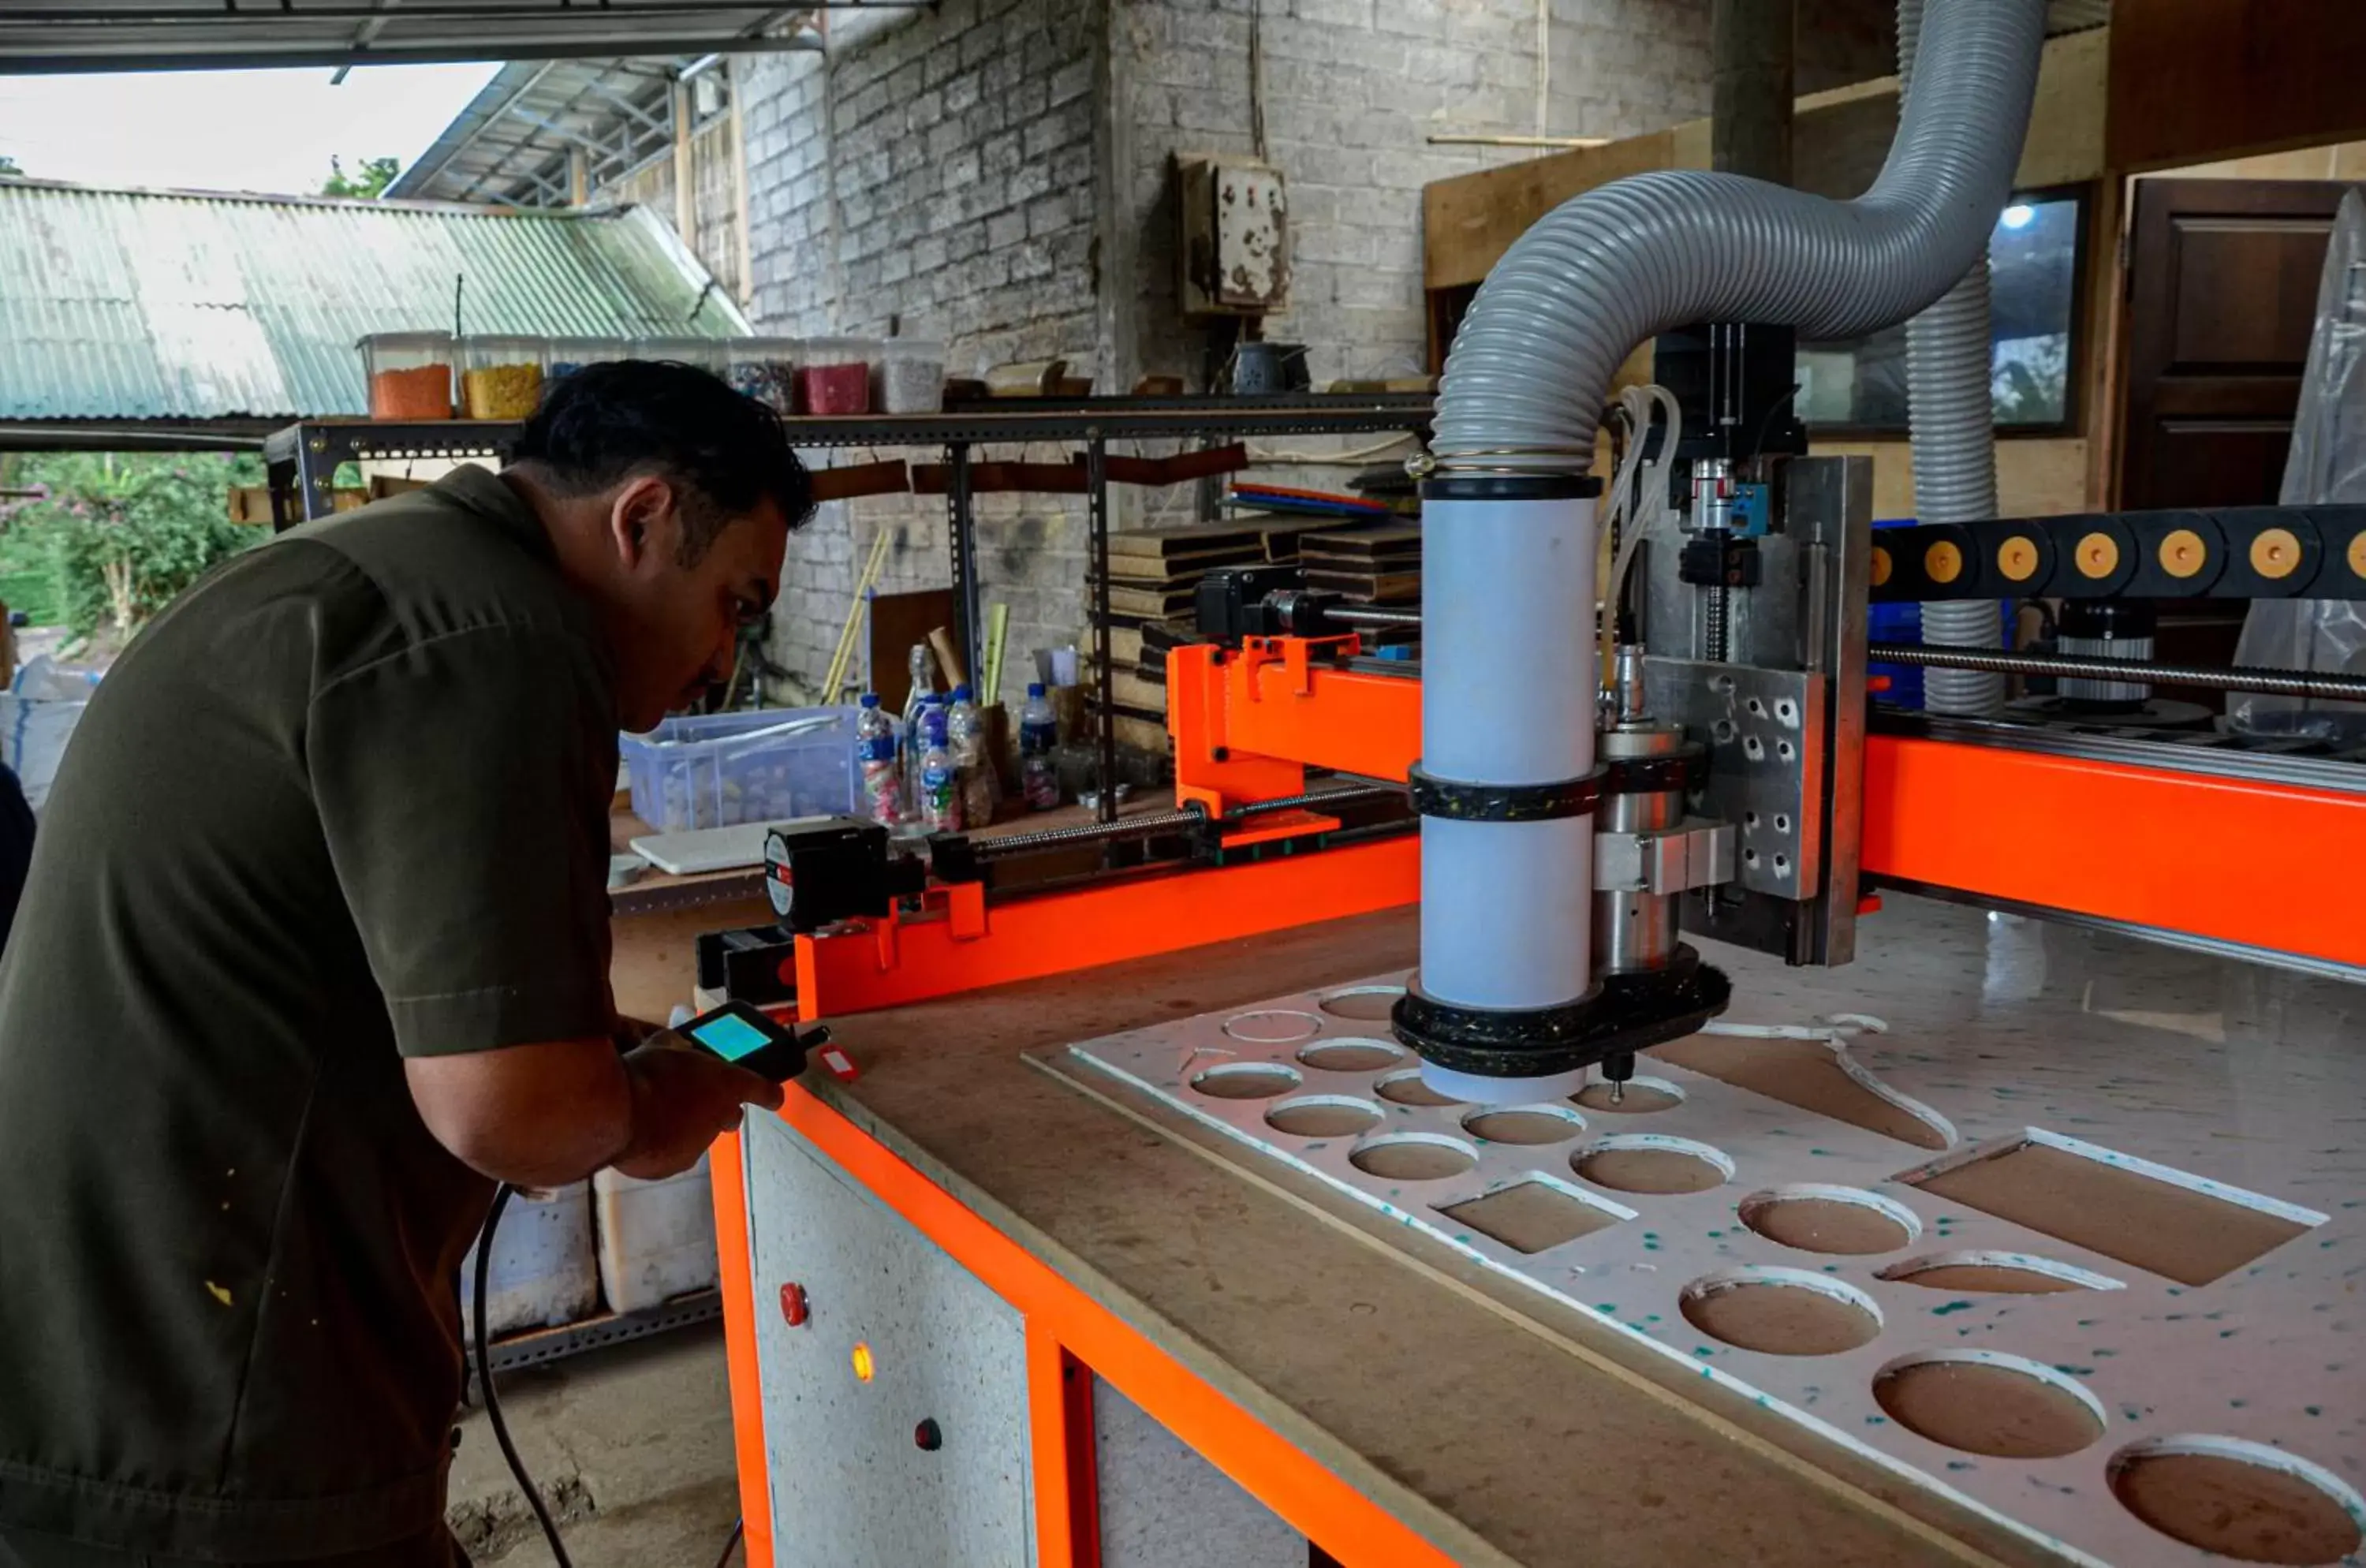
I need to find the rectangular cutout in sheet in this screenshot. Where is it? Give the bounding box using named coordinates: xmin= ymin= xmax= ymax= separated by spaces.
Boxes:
xmin=1899 ymin=1129 xmax=2323 ymax=1286
xmin=1438 ymin=1178 xmax=1626 ymax=1256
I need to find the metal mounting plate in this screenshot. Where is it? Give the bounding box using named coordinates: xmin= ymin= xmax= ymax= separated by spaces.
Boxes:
xmin=1645 ymin=657 xmax=1826 ymax=902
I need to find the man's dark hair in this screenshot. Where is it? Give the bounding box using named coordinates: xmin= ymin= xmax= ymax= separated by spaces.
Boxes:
xmin=511 ymin=358 xmax=815 ymax=564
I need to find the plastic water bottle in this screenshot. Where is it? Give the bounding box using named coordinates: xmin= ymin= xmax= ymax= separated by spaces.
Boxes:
xmin=919 ymin=712 xmax=961 ymax=834
xmin=899 ymin=646 xmax=935 ymax=816
xmin=855 ymin=693 xmax=901 ymax=826
xmin=1020 ymin=682 xmax=1059 ymax=811
xmin=946 ymin=684 xmax=1002 ymax=827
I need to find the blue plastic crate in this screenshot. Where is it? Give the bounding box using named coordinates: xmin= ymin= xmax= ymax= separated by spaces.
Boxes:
xmin=621 ymin=706 xmax=859 ymax=833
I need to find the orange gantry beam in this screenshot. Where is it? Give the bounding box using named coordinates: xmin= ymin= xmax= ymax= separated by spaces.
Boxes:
xmin=1860 ymin=732 xmax=2366 ymax=972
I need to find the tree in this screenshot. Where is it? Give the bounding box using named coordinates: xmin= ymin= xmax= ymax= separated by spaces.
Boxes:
xmin=8 ymin=453 xmax=263 ymax=644
xmin=0 ymin=155 xmax=23 ymax=179
xmin=322 ymin=155 xmax=400 ymax=200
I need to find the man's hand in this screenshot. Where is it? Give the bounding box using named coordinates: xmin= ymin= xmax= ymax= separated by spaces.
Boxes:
xmin=612 ymin=1040 xmax=785 ymax=1181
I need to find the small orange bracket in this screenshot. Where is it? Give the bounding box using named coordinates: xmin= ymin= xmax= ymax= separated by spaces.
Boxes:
xmin=1237 ymin=633 xmax=1358 ymax=699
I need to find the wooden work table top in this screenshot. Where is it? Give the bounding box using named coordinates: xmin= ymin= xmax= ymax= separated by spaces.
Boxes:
xmin=610 ymin=894 xmax=2077 ymax=1568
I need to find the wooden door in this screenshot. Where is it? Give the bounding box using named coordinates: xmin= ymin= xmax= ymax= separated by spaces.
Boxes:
xmin=2118 ymin=178 xmax=2349 ymax=511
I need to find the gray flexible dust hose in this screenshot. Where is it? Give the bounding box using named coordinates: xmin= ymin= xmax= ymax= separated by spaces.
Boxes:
xmin=1901 ymin=0 xmax=2010 ymax=715
xmin=1407 ymin=0 xmax=2043 ymax=1081
xmin=1432 ymin=0 xmax=2047 ymax=469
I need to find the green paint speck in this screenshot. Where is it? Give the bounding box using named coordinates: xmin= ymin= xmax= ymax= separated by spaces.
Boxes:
xmin=2306 ymin=1406 xmax=2323 ymax=1417
xmin=1597 ymin=1303 xmax=1618 ymax=1313
xmin=1932 ymin=1300 xmax=1975 ymax=1316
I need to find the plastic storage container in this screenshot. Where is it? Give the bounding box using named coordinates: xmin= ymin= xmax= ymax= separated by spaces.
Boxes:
xmin=546 ymin=336 xmax=629 ymax=380
xmin=721 ymin=337 xmax=800 ymax=413
xmin=873 ymin=338 xmax=947 ymax=413
xmin=797 ymin=338 xmax=876 ymax=414
xmin=459 ymin=335 xmax=546 ymax=419
xmin=621 ymin=705 xmax=860 ymax=832
xmin=360 ymin=331 xmax=454 ymax=420
xmin=593 ymin=1155 xmax=720 ymax=1315
xmin=462 ymin=1182 xmax=598 ymax=1338
xmin=640 ymin=335 xmax=726 ymax=372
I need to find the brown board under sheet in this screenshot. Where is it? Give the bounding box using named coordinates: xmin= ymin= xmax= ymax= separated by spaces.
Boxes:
xmin=1903 ymin=1138 xmax=2316 ymax=1287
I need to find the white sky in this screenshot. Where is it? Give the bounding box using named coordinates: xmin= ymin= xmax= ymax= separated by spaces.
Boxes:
xmin=0 ymin=62 xmax=500 ymax=196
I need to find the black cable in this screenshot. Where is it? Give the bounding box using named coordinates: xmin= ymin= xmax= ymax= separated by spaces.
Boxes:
xmin=710 ymin=1518 xmax=746 ymax=1568
xmin=472 ymin=1184 xmax=577 ymax=1568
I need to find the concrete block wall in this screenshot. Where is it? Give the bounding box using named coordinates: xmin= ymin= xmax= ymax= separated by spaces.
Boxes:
xmin=736 ymin=0 xmax=1909 ymax=697
xmin=737 ymin=0 xmax=1105 ymax=705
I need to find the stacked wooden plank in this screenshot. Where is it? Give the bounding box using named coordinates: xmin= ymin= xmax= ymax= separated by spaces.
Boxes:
xmin=1299 ymin=523 xmax=1423 ymax=605
xmin=1092 ymin=523 xmax=1263 ymax=752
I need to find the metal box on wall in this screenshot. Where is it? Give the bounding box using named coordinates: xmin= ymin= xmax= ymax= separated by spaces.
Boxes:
xmin=1177 ymin=155 xmax=1289 ymax=316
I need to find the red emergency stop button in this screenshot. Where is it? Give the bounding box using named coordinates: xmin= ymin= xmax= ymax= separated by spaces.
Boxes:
xmin=779 ymin=1282 xmax=809 ymax=1327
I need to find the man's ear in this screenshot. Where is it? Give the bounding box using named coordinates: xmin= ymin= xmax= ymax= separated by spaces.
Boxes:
xmin=608 ymin=475 xmax=677 ymax=570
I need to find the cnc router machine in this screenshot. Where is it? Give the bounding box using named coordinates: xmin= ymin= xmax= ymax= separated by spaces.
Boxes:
xmin=677 ymin=2 xmax=2366 ymax=1561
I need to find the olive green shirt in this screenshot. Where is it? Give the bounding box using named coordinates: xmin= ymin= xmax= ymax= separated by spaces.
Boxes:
xmin=0 ymin=467 xmax=618 ymax=1559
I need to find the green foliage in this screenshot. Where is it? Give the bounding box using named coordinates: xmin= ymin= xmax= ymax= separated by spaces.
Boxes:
xmin=0 ymin=154 xmax=22 ymax=180
xmin=322 ymin=155 xmax=400 ymax=200
xmin=3 ymin=452 xmax=263 ymax=641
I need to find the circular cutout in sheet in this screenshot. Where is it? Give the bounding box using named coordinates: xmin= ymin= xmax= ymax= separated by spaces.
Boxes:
xmin=1462 ymin=1104 xmax=1586 ymax=1145
xmin=1297 ymin=1036 xmax=1405 ymax=1073
xmin=1222 ymin=1009 xmax=1323 ymax=1044
xmin=1318 ymin=985 xmax=1403 ymax=1021
xmin=1375 ymin=1069 xmax=1463 ymax=1107
xmin=1349 ymin=1132 xmax=1477 ymax=1182
xmin=2110 ymin=1436 xmax=2366 ymax=1566
xmin=1190 ymin=1062 xmax=1303 ymax=1101
xmin=1573 ymin=1076 xmax=1685 ymax=1114
xmin=1680 ymin=1267 xmax=1883 ymax=1356
xmin=1264 ymin=1096 xmax=1384 ymax=1139
xmin=1877 ymin=1250 xmax=2116 ymax=1295
xmin=1872 ymin=1352 xmax=2105 ymax=1459
xmin=1572 ymin=1135 xmax=1733 ymax=1195
xmin=1739 ymin=1185 xmax=1921 ymax=1255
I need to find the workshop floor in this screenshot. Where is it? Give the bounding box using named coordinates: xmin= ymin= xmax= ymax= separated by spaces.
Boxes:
xmin=450 ymin=1324 xmax=745 ymax=1568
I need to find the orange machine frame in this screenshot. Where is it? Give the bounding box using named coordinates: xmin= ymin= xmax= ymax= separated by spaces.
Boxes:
xmin=712 ymin=1096 xmax=1462 ymax=1568
xmin=714 ymin=630 xmax=2366 ymax=1567
xmin=1164 ymin=633 xmax=2366 ymax=973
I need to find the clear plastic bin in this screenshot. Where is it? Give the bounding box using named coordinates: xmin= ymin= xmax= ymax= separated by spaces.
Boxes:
xmin=640 ymin=335 xmax=727 ymax=373
xmin=459 ymin=334 xmax=546 ymax=419
xmin=874 ymin=338 xmax=947 ymax=413
xmin=797 ymin=337 xmax=877 ymax=415
xmin=621 ymin=705 xmax=860 ymax=833
xmin=360 ymin=330 xmax=454 ymax=420
xmin=546 ymin=337 xmax=629 ymax=380
xmin=721 ymin=337 xmax=800 ymax=413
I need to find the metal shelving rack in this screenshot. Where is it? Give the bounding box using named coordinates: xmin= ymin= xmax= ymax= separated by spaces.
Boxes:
xmin=267 ymin=394 xmax=1435 ymax=825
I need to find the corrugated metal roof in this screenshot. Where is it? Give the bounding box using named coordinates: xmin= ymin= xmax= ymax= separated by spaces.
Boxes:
xmin=388 ymin=57 xmax=722 ymax=208
xmin=0 ymin=2 xmax=835 ymax=74
xmin=0 ymin=181 xmax=748 ymax=424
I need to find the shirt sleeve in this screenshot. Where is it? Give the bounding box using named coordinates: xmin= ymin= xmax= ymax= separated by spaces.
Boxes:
xmin=308 ymin=622 xmax=618 ymax=1057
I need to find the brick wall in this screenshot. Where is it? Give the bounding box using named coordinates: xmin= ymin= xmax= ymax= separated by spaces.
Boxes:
xmin=735 ymin=0 xmax=1905 ymax=700
xmin=737 ymin=0 xmax=1105 ymax=705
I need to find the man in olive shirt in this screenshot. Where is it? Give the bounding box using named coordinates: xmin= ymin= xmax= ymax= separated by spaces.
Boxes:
xmin=0 ymin=362 xmax=812 ymax=1566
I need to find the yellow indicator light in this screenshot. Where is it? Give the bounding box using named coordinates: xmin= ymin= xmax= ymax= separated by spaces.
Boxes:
xmin=851 ymin=1342 xmax=875 ymax=1383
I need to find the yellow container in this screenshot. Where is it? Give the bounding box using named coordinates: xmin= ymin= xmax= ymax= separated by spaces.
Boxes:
xmin=459 ymin=334 xmax=547 ymax=420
